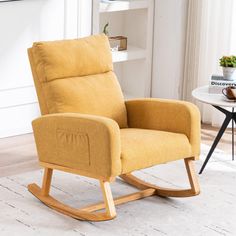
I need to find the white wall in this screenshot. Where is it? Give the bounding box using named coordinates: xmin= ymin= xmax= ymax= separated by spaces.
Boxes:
xmin=151 ymin=0 xmax=188 ymax=99
xmin=230 ymin=1 xmax=236 ymax=54
xmin=0 ymin=0 xmax=92 ymax=138
xmin=0 ymin=0 xmax=188 ymax=138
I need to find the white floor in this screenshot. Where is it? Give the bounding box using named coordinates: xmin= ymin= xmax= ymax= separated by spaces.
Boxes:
xmin=0 ymin=144 xmax=236 ymax=236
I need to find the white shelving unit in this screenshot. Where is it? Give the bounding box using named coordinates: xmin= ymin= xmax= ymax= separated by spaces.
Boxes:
xmin=93 ymin=0 xmax=154 ymax=98
xmin=99 ymin=0 xmax=148 ymax=12
xmin=112 ymin=45 xmax=146 ymax=63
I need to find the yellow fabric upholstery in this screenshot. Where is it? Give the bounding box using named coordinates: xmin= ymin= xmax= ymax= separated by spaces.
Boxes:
xmin=28 ymin=48 xmax=49 ymax=114
xmin=31 ymin=34 xmax=113 ymax=82
xmin=120 ymin=128 xmax=192 ymax=173
xmin=41 ymin=71 xmax=127 ymax=127
xmin=125 ymin=98 xmax=201 ymax=158
xmin=28 ymin=34 xmax=201 ymax=179
xmin=32 ymin=113 xmax=121 ymax=178
xmin=28 ymin=34 xmax=128 ymax=128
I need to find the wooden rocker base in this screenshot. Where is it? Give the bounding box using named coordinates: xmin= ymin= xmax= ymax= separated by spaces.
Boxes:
xmin=28 ymin=158 xmax=200 ymax=222
xmin=120 ymin=158 xmax=200 ymax=198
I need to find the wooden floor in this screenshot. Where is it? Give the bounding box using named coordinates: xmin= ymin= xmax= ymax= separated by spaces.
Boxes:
xmin=0 ymin=124 xmax=233 ymax=177
xmin=201 ymin=124 xmax=233 ymax=154
xmin=0 ymin=134 xmax=39 ymax=177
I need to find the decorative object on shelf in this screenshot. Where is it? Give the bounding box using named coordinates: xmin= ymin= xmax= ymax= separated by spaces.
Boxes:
xmin=102 ymin=22 xmax=109 ymax=36
xmin=102 ymin=22 xmax=127 ymax=51
xmin=109 ymin=36 xmax=127 ymax=51
xmin=219 ymin=56 xmax=236 ymax=80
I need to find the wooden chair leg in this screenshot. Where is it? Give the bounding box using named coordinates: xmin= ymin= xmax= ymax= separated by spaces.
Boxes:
xmin=41 ymin=168 xmax=53 ymax=196
xmin=28 ymin=168 xmax=117 ymax=221
xmin=100 ymin=180 xmax=116 ymax=218
xmin=184 ymin=158 xmax=200 ymax=195
xmin=120 ymin=157 xmax=200 ymax=198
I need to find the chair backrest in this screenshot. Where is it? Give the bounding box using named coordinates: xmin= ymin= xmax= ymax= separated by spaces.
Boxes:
xmin=28 ymin=34 xmax=128 ymax=128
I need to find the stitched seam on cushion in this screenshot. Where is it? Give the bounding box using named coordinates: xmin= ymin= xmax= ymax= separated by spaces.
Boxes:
xmin=42 ymin=70 xmax=113 ymax=82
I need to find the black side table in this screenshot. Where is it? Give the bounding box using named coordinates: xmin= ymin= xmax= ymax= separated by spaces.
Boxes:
xmin=192 ymin=86 xmax=236 ymax=174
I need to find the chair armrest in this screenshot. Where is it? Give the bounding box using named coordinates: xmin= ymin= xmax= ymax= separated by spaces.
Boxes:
xmin=125 ymin=98 xmax=201 ymax=157
xmin=32 ymin=113 xmax=121 ymax=179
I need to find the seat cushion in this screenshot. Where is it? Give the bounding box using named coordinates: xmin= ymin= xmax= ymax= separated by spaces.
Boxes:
xmin=120 ymin=128 xmax=192 ymax=173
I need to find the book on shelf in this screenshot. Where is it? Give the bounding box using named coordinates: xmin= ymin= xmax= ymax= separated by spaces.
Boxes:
xmin=209 ymin=74 xmax=236 ymax=94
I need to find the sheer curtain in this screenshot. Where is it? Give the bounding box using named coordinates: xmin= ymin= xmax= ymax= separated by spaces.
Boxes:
xmin=181 ymin=0 xmax=235 ymax=126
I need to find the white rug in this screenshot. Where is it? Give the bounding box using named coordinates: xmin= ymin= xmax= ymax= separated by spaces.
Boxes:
xmin=0 ymin=144 xmax=236 ymax=236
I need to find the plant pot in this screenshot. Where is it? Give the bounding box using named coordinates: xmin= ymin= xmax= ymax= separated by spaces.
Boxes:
xmin=222 ymin=67 xmax=236 ymax=80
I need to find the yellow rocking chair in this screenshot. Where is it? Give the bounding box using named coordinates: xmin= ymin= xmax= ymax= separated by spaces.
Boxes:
xmin=27 ymin=34 xmax=201 ymax=221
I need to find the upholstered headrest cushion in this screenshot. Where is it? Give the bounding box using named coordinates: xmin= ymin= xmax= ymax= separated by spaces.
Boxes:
xmin=32 ymin=34 xmax=113 ymax=82
xmin=29 ymin=34 xmax=128 ymax=128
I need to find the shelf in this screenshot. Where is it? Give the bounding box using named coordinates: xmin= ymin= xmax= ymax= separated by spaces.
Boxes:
xmin=93 ymin=0 xmax=154 ymax=98
xmin=100 ymin=0 xmax=148 ymax=13
xmin=112 ymin=45 xmax=146 ymax=63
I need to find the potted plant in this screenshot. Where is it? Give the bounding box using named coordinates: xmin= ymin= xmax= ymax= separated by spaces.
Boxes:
xmin=103 ymin=22 xmax=109 ymax=36
xmin=102 ymin=22 xmax=127 ymax=51
xmin=219 ymin=55 xmax=236 ymax=80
